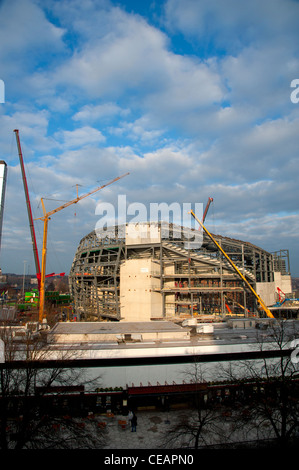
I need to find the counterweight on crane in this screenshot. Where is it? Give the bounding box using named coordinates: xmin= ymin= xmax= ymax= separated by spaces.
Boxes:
xmin=36 ymin=172 xmax=129 ymax=323
xmin=189 ymin=210 xmax=275 ymax=319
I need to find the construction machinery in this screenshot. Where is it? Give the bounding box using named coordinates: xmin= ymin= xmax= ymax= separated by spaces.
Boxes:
xmin=36 ymin=172 xmax=129 ymax=323
xmin=224 ymin=294 xmax=251 ymax=316
xmin=14 ymin=129 xmax=41 ymax=288
xmin=189 ymin=210 xmax=275 ymax=319
xmin=272 ymin=287 xmax=299 ymax=308
xmin=197 ymin=197 xmax=213 ymax=233
xmin=202 ymin=197 xmax=213 ymax=224
xmin=14 ymin=130 xmax=65 ymax=292
xmin=277 ymin=287 xmax=285 ymax=302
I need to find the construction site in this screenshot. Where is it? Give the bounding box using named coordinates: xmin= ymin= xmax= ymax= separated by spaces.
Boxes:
xmin=0 ymin=130 xmax=295 ymax=325
xmin=0 ymin=130 xmax=298 ymax=450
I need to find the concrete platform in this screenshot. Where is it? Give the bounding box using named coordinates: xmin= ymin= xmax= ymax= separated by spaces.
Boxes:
xmin=48 ymin=321 xmax=190 ymax=343
xmin=99 ymin=409 xmax=188 ymax=449
xmin=95 ymin=407 xmax=261 ymax=449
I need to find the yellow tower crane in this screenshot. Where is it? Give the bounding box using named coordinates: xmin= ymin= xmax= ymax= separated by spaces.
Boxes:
xmin=189 ymin=210 xmax=275 ymax=319
xmin=36 ymin=172 xmax=129 ymax=323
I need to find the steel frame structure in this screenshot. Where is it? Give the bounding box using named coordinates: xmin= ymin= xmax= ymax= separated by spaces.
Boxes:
xmin=69 ymin=223 xmax=279 ymax=322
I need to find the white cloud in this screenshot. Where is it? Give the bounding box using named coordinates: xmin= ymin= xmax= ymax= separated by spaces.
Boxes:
xmin=43 ymin=3 xmax=224 ymax=124
xmin=0 ymin=0 xmax=298 ymax=276
xmin=0 ymin=0 xmax=65 ymax=102
xmin=0 ymin=0 xmax=65 ymax=56
xmin=50 ymin=8 xmax=168 ymax=97
xmin=164 ymin=0 xmax=299 ymax=132
xmin=164 ymin=0 xmax=299 ymax=53
xmin=111 ymin=115 xmax=166 ymax=144
xmin=54 ymin=126 xmax=106 ymax=149
xmin=0 ymin=107 xmax=56 ymax=158
xmin=73 ymin=103 xmax=130 ymax=122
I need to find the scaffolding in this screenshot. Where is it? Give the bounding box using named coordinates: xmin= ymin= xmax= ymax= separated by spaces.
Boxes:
xmin=272 ymin=249 xmax=290 ymax=275
xmin=69 ymin=222 xmax=277 ymax=321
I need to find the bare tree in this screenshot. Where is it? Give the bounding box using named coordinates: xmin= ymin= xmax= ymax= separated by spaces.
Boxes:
xmin=0 ymin=325 xmax=106 ymax=449
xmin=161 ymin=320 xmax=299 ymax=449
xmin=218 ymin=319 xmax=299 ymax=447
xmin=161 ymin=363 xmax=224 ymax=448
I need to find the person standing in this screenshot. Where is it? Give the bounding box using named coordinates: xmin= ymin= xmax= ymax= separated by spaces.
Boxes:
xmin=128 ymin=410 xmax=133 ymax=425
xmin=131 ymin=412 xmax=137 ymax=432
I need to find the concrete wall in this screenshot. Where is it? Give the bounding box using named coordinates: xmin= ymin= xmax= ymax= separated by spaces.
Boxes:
xmin=274 ymin=272 xmax=293 ymax=296
xmin=256 ymin=272 xmax=293 ymax=307
xmin=120 ymin=258 xmax=162 ymax=321
xmin=256 ymin=281 xmax=276 ymax=306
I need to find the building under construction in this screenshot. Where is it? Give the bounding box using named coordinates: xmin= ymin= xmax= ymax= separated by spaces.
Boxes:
xmin=69 ymin=221 xmax=292 ymax=322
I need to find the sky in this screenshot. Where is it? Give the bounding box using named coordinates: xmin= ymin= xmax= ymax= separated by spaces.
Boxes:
xmin=0 ymin=0 xmax=298 ymax=278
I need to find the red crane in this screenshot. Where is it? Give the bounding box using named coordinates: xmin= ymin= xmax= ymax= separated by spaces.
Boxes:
xmin=197 ymin=197 xmax=214 ymax=232
xmin=202 ymin=197 xmax=213 ymax=223
xmin=14 ymin=129 xmax=41 ymax=290
xmin=14 ymin=130 xmax=65 ymax=293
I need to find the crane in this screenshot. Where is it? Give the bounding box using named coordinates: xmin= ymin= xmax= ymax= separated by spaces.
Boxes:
xmin=202 ymin=197 xmax=213 ymax=224
xmin=277 ymin=287 xmax=285 ymax=303
xmin=224 ymin=294 xmax=251 ymax=315
xmin=14 ymin=130 xmax=66 ymax=293
xmin=14 ymin=129 xmax=41 ymax=289
xmin=196 ymin=197 xmax=213 ymax=234
xmin=36 ymin=172 xmax=129 ymax=323
xmin=189 ymin=210 xmax=275 ymax=319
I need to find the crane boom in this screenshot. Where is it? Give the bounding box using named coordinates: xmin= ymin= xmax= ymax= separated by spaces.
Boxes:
xmin=41 ymin=172 xmax=129 ymax=218
xmin=14 ymin=129 xmax=41 ymax=289
xmin=197 ymin=197 xmax=213 ymax=233
xmin=202 ymin=197 xmax=213 ymax=223
xmin=36 ymin=172 xmax=129 ymax=323
xmin=189 ymin=210 xmax=275 ymax=319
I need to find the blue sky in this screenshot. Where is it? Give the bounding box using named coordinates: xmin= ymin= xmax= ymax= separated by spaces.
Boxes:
xmin=0 ymin=0 xmax=298 ymax=277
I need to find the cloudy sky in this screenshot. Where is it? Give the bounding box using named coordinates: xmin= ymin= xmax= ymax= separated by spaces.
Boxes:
xmin=0 ymin=0 xmax=298 ymax=278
